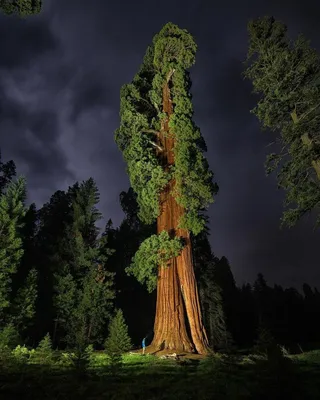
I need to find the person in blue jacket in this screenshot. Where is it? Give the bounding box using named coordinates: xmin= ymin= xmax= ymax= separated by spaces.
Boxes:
xmin=142 ymin=336 xmax=146 ymax=355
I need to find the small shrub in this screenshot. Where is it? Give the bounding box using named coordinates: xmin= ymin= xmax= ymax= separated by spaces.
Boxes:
xmin=57 ymin=351 xmax=75 ymax=367
xmin=12 ymin=345 xmax=30 ymax=364
xmin=63 ymin=344 xmax=95 ymax=373
xmin=253 ymin=327 xmax=275 ymax=356
xmin=33 ymin=333 xmax=54 ymax=364
xmin=83 ymin=344 xmax=95 ymax=368
xmin=104 ymin=309 xmax=132 ymax=373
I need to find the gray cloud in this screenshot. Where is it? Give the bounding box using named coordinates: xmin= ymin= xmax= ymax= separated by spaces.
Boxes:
xmin=0 ymin=13 xmax=57 ymax=69
xmin=68 ymin=71 xmax=115 ymax=122
xmin=0 ymin=76 xmax=75 ymax=201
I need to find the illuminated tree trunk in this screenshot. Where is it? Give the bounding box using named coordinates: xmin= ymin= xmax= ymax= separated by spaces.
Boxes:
xmin=176 ymin=228 xmax=210 ymax=354
xmin=150 ymin=75 xmax=209 ymax=354
xmin=152 ymin=195 xmax=194 ymax=352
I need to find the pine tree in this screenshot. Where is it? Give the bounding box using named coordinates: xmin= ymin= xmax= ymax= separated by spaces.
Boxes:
xmin=35 ymin=189 xmax=74 ymax=340
xmin=0 ymin=0 xmax=42 ymax=16
xmin=10 ymin=268 xmax=37 ymax=331
xmin=244 ymin=16 xmax=320 ymax=227
xmin=0 ymin=177 xmax=26 ymax=320
xmin=212 ymin=256 xmax=239 ymax=340
xmin=104 ymin=309 xmax=132 ymax=359
xmin=192 ymin=226 xmax=230 ymax=350
xmin=53 ymin=178 xmax=114 ymax=348
xmin=35 ymin=333 xmax=53 ymax=364
xmin=0 ymin=151 xmax=16 ymax=196
xmin=116 ymin=22 xmax=218 ymax=354
xmin=199 ymin=266 xmax=230 ymax=351
xmin=10 ymin=203 xmax=39 ymax=336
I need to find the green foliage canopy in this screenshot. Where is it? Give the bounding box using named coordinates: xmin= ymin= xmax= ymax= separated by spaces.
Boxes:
xmin=115 ymin=22 xmax=217 ymax=233
xmin=126 ymin=231 xmax=183 ymax=292
xmin=244 ymin=16 xmax=320 ymax=227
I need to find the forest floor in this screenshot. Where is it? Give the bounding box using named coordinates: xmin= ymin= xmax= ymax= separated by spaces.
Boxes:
xmin=0 ymin=349 xmax=320 ymax=399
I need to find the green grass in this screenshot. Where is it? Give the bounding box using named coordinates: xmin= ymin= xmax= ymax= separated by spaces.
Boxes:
xmin=0 ymin=349 xmax=320 ymax=399
xmin=291 ymin=349 xmax=320 ymax=364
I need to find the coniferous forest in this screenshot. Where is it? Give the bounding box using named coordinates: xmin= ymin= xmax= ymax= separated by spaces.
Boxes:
xmin=0 ymin=1 xmax=320 ymax=399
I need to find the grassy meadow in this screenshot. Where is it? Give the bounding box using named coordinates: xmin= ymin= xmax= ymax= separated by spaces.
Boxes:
xmin=0 ymin=346 xmax=320 ymax=399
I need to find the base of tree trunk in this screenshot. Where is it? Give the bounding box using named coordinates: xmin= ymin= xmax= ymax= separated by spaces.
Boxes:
xmin=129 ymin=346 xmax=207 ymax=359
xmin=149 ymin=338 xmax=195 ymax=354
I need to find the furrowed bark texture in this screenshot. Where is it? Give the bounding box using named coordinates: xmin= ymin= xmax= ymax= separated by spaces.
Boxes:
xmin=150 ymin=73 xmax=209 ymax=354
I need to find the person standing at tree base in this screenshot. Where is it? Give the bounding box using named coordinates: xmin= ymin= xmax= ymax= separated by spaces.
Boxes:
xmin=142 ymin=337 xmax=146 ymax=355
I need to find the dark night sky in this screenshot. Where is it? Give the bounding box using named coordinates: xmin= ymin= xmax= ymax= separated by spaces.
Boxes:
xmin=0 ymin=0 xmax=319 ymax=288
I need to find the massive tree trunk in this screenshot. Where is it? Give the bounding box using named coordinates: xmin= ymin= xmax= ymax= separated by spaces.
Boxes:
xmin=150 ymin=72 xmax=209 ymax=354
xmin=152 ymin=186 xmax=194 ymax=352
xmin=176 ymin=229 xmax=209 ymax=354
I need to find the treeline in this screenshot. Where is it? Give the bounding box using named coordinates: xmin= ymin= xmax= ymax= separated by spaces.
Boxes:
xmin=0 ymin=152 xmax=114 ymax=350
xmin=1 ymin=152 xmax=319 ymax=353
xmin=194 ymin=228 xmax=320 ymax=351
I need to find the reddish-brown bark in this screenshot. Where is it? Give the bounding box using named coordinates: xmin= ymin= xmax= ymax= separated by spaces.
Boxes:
xmin=149 ymin=73 xmax=209 ymax=354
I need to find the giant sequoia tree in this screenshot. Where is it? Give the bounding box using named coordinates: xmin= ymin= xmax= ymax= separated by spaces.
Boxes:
xmin=115 ymin=23 xmax=218 ymax=354
xmin=244 ymin=16 xmax=320 ymax=227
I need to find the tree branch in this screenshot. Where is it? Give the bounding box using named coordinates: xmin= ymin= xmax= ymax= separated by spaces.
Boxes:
xmin=142 ymin=129 xmax=160 ymax=136
xmin=291 ymin=103 xmax=320 ymax=124
xmin=149 ymin=141 xmax=163 ymax=152
xmin=166 ymin=68 xmax=176 ymax=83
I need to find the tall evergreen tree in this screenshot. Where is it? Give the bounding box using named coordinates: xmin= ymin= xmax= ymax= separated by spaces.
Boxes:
xmin=198 ymin=263 xmax=230 ymax=350
xmin=115 ymin=22 xmax=218 ymax=354
xmin=0 ymin=177 xmax=27 ymax=322
xmin=0 ymin=157 xmax=38 ymax=337
xmin=212 ymin=256 xmax=239 ymax=341
xmin=244 ymin=16 xmax=320 ymax=227
xmin=10 ymin=203 xmax=38 ymax=336
xmin=35 ymin=189 xmax=73 ymax=340
xmin=53 ymin=178 xmax=114 ymax=347
xmin=0 ymin=151 xmax=16 ymax=195
xmin=10 ymin=268 xmax=37 ymax=332
xmin=192 ymin=226 xmax=229 ymax=350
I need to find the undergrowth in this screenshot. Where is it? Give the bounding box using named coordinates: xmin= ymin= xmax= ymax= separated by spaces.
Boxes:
xmin=0 ymin=346 xmax=319 ymax=399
